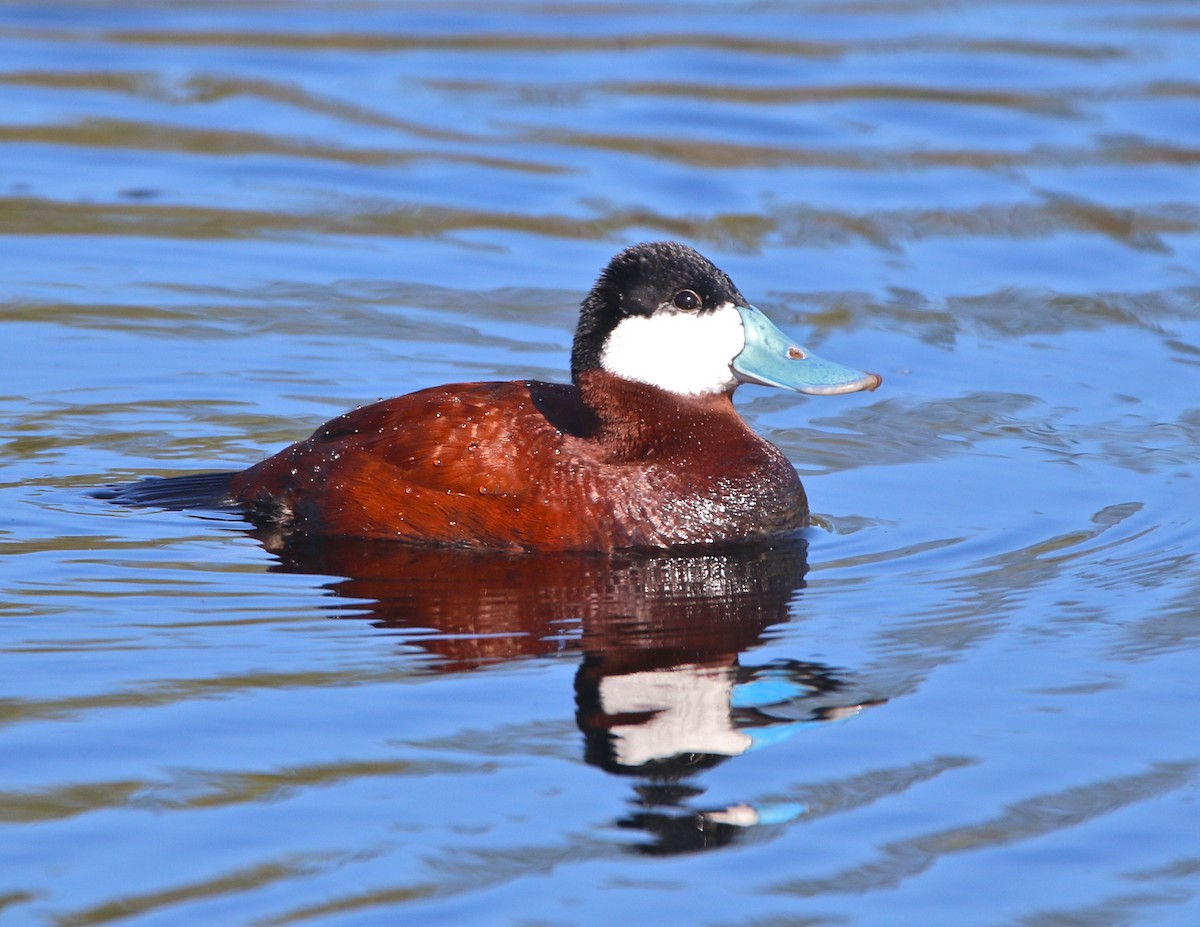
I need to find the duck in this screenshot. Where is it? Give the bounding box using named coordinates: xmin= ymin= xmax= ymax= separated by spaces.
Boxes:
xmin=117 ymin=242 xmax=880 ymax=551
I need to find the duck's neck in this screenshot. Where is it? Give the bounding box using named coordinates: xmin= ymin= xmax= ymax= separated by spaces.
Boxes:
xmin=575 ymin=369 xmax=749 ymax=460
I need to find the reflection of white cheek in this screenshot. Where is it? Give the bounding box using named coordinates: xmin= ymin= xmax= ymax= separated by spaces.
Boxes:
xmin=599 ymin=665 xmax=753 ymax=766
xmin=600 ymin=304 xmax=746 ymax=396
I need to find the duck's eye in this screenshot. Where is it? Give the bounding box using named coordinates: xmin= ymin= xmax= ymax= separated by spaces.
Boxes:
xmin=672 ymin=289 xmax=702 ymax=311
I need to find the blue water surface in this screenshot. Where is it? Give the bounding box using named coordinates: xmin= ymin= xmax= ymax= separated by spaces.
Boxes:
xmin=2 ymin=2 xmax=1199 ymax=925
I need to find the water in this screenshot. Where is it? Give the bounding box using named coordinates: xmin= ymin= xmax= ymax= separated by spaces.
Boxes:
xmin=3 ymin=1 xmax=1200 ymax=924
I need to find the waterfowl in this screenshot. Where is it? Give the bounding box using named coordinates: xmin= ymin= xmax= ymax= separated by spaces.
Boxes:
xmin=122 ymin=242 xmax=879 ymax=551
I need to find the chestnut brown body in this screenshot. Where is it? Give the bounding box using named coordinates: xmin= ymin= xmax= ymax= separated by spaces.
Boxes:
xmin=231 ymin=370 xmax=807 ymax=552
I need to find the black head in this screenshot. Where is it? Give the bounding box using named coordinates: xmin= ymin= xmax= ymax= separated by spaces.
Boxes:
xmin=569 ymin=241 xmax=882 ymax=399
xmin=570 ymin=241 xmax=748 ymax=383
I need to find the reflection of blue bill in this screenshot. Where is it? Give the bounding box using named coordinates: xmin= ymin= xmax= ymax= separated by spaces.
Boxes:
xmin=732 ymin=676 xmax=817 ymax=709
xmin=702 ymin=800 xmax=808 ymax=828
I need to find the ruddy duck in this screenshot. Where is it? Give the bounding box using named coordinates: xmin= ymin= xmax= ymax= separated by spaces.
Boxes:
xmin=118 ymin=242 xmax=880 ymax=551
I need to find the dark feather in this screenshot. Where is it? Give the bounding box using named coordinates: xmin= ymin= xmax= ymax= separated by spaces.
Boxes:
xmin=101 ymin=472 xmax=238 ymax=510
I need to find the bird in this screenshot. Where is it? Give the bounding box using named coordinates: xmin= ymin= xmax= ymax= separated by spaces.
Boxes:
xmin=115 ymin=241 xmax=880 ymax=551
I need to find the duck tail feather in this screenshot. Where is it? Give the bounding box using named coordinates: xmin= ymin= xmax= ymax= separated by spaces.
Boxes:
xmin=99 ymin=472 xmax=239 ymax=510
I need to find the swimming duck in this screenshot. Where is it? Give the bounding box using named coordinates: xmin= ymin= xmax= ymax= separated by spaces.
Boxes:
xmin=122 ymin=242 xmax=879 ymax=551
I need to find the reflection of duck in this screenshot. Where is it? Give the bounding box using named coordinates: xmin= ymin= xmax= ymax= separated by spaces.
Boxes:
xmin=578 ymin=658 xmax=876 ymax=775
xmin=270 ymin=533 xmax=811 ymax=671
xmin=116 ymin=242 xmax=879 ymax=551
xmin=590 ymin=657 xmax=884 ymax=855
xmin=271 ymin=535 xmax=884 ymax=855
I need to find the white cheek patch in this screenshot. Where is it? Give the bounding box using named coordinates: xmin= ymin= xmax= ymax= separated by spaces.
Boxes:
xmin=599 ymin=302 xmax=746 ymax=396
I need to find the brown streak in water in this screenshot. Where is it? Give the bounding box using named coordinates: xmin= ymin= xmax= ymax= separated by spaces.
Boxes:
xmin=2 ymin=195 xmax=1195 ymax=256
xmin=0 ymin=119 xmax=563 ymax=173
